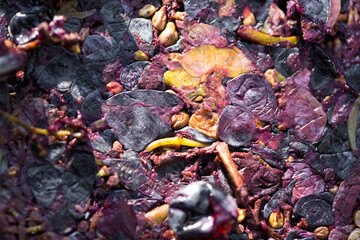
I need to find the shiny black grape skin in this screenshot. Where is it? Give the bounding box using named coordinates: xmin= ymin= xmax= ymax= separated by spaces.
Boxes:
xmin=168 ymin=181 xmax=238 ymax=240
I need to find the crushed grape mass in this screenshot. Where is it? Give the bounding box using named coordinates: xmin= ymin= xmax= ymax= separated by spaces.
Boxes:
xmin=0 ymin=0 xmax=360 ymax=239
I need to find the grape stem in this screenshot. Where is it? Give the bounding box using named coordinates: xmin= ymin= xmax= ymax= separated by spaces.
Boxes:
xmin=0 ymin=109 xmax=71 ymax=137
xmin=215 ymin=142 xmax=246 ymax=192
xmin=215 ymin=142 xmax=284 ymax=240
xmin=215 ymin=142 xmax=250 ymax=209
xmin=237 ymin=25 xmax=299 ymax=46
xmin=145 ymin=136 xmax=209 ymax=151
xmin=348 ymin=96 xmax=360 ymax=151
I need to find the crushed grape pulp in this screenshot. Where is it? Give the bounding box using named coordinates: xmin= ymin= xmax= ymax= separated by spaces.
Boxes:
xmin=0 ymin=0 xmax=360 ymax=239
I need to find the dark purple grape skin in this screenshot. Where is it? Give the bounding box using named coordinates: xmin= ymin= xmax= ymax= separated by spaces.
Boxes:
xmin=297 ymin=0 xmax=330 ymax=24
xmin=26 ymin=164 xmax=63 ymax=207
xmin=36 ymin=49 xmax=81 ymax=91
xmin=285 ymin=229 xmax=317 ymax=240
xmin=226 ymin=73 xmax=278 ymax=122
xmin=100 ymin=1 xmax=127 ymax=42
xmin=316 ymin=124 xmax=349 ymax=154
xmin=0 ymin=82 xmax=8 ymax=126
xmin=9 ymin=6 xmax=53 ymax=45
xmin=345 ymin=64 xmax=360 ymax=93
xmin=183 ymin=0 xmax=211 ymax=21
xmin=82 ymin=35 xmax=120 ymax=63
xmin=80 ymin=90 xmax=103 ymax=123
xmin=97 ymin=199 xmax=137 ymax=240
xmin=309 ymin=152 xmax=358 ymax=181
xmin=71 ymin=63 xmax=106 ymax=98
xmin=294 ymin=192 xmax=335 ymax=228
xmin=218 ymin=105 xmax=255 ymax=148
xmin=106 ymin=104 xmax=171 ymax=152
xmin=310 ymin=46 xmax=336 ymax=90
xmin=0 ymin=0 xmax=358 ymax=239
xmin=268 ymin=47 xmax=299 ymax=78
xmin=120 ymin=61 xmax=150 ymax=91
xmin=105 ymin=90 xmax=184 ymax=152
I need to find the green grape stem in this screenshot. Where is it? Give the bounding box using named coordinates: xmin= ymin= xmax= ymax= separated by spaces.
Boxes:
xmin=0 ymin=109 xmax=71 ymax=137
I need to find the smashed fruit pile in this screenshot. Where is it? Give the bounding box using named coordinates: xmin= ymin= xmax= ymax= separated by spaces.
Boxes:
xmin=1 ymin=0 xmax=360 ymax=239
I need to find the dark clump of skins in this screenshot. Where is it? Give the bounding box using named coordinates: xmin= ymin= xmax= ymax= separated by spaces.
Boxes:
xmin=8 ymin=6 xmax=53 ymax=44
xmin=168 ymin=181 xmax=238 ymax=240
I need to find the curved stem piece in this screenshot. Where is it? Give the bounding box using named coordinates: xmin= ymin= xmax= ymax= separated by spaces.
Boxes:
xmin=237 ymin=25 xmax=299 ymax=46
xmin=145 ymin=137 xmax=209 ymax=151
